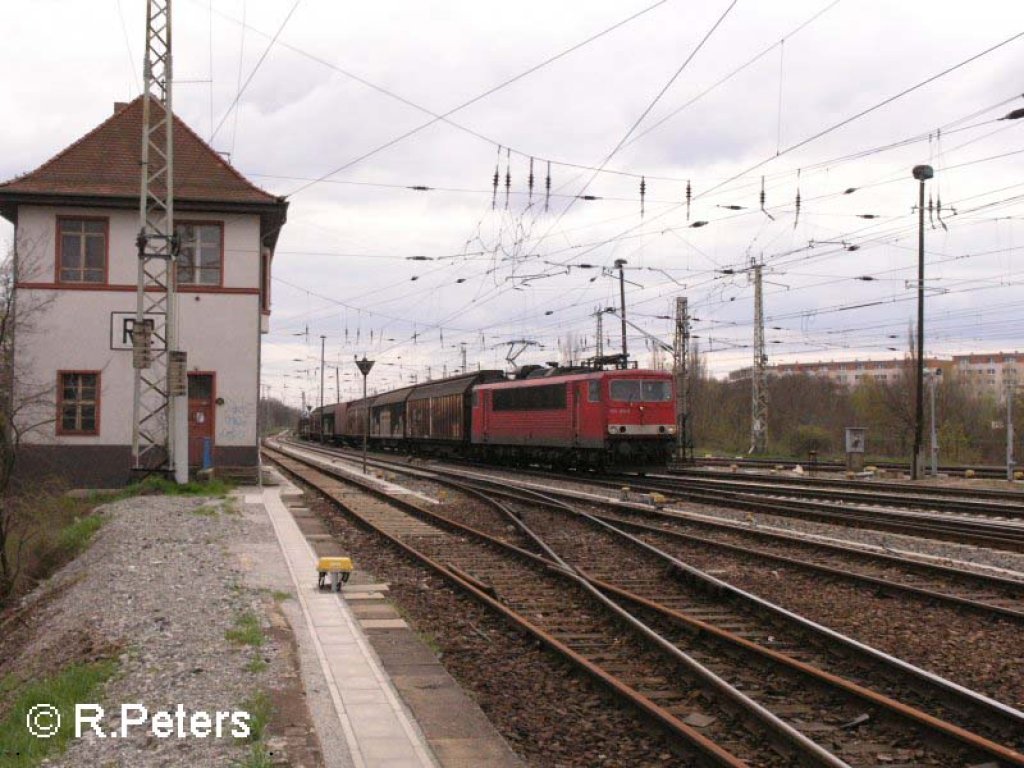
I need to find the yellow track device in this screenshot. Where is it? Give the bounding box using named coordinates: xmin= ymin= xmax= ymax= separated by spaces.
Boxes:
xmin=317 ymin=557 xmax=354 ymax=591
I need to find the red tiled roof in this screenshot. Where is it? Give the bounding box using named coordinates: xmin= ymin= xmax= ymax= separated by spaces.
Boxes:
xmin=0 ymin=97 xmax=281 ymax=206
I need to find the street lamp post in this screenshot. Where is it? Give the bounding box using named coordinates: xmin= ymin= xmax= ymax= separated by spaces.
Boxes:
xmin=355 ymin=356 xmax=375 ymax=475
xmin=911 ymin=164 xmax=933 ymax=480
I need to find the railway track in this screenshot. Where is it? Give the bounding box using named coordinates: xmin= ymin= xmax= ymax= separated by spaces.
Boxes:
xmin=692 ymin=456 xmax=1013 ymax=480
xmin=265 ymin=441 xmax=1024 ymax=767
xmin=553 ymin=471 xmax=1024 ymax=553
xmin=671 ymin=466 xmax=1024 ymax=504
xmin=658 ymin=472 xmax=1024 ymax=518
xmin=281 ymin=439 xmax=1024 ymax=622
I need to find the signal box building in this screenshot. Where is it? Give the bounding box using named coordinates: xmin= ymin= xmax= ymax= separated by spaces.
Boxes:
xmin=0 ymin=99 xmax=288 ymax=486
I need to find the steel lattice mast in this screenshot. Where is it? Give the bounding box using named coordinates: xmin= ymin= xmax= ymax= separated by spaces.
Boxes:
xmin=132 ymin=0 xmax=186 ymax=480
xmin=749 ymin=261 xmax=768 ymax=454
xmin=673 ymin=296 xmax=691 ymax=462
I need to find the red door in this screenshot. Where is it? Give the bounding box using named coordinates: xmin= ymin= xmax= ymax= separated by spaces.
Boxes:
xmin=188 ymin=373 xmax=215 ymax=467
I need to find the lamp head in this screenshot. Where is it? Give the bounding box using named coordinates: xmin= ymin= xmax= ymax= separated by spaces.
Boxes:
xmin=912 ymin=164 xmax=934 ymax=181
xmin=613 ymin=258 xmax=627 ymax=269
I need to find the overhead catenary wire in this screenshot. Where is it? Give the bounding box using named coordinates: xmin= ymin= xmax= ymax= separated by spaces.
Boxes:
xmin=284 ymin=0 xmax=672 ymax=198
xmin=241 ymin=18 xmax=1024 ymax=399
xmin=210 ymin=0 xmax=303 ymax=143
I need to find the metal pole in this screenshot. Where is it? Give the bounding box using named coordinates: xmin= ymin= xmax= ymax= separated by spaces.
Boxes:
xmin=319 ymin=335 xmax=325 ymax=443
xmin=911 ymin=166 xmax=932 ymax=480
xmin=1008 ymin=368 xmax=1016 ymax=481
xmin=362 ymin=373 xmax=368 ymax=474
xmin=355 ymin=356 xmax=375 ymax=474
xmin=615 ymin=259 xmax=628 ymax=368
xmin=914 ymin=180 xmax=925 ymax=480
xmin=929 ymin=371 xmax=938 ymax=477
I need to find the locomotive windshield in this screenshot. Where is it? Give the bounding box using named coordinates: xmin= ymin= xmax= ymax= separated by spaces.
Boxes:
xmin=609 ymin=379 xmax=672 ymax=402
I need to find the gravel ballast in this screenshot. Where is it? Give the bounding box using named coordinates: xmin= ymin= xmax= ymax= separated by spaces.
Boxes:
xmin=0 ymin=492 xmax=319 ymax=768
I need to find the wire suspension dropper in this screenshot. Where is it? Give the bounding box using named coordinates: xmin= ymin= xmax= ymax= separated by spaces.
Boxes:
xmin=491 ymin=145 xmax=501 ymax=210
xmin=504 ymin=147 xmax=511 ymax=209
xmin=545 ymin=161 xmax=552 ymax=213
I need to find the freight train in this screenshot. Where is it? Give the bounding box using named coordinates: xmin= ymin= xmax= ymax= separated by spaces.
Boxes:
xmin=298 ymin=365 xmax=677 ymax=469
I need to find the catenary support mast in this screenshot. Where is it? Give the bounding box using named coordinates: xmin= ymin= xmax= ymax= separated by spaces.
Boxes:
xmin=750 ymin=261 xmax=768 ymax=454
xmin=132 ymin=0 xmax=187 ymax=482
xmin=673 ymin=297 xmax=691 ymax=462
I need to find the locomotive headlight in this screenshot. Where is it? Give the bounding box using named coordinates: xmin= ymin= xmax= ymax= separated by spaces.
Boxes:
xmin=608 ymin=426 xmax=616 ymax=434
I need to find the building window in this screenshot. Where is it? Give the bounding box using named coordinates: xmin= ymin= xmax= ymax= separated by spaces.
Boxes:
xmin=58 ymin=218 xmax=106 ymax=283
xmin=260 ymin=247 xmax=272 ymax=313
xmin=58 ymin=372 xmax=99 ymax=435
xmin=176 ymin=223 xmax=222 ymax=286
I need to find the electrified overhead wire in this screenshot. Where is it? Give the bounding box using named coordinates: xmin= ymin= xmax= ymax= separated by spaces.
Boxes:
xmin=284 ymin=0 xmax=672 ymax=197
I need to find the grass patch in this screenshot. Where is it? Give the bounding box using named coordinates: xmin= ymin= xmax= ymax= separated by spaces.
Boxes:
xmin=241 ymin=691 xmax=273 ymax=743
xmin=225 ymin=612 xmax=265 ymax=648
xmin=270 ymin=590 xmax=291 ymax=603
xmin=56 ymin=514 xmax=105 ymax=555
xmin=134 ymin=476 xmax=234 ymax=497
xmin=244 ymin=656 xmax=268 ymax=674
xmin=0 ymin=660 xmax=116 ymax=767
xmin=191 ymin=504 xmax=219 ymax=517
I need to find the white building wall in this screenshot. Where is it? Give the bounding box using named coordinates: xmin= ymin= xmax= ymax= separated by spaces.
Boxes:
xmin=14 ymin=205 xmax=261 ymax=452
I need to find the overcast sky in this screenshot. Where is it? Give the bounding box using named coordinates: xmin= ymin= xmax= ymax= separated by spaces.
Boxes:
xmin=2 ymin=0 xmax=1023 ymax=407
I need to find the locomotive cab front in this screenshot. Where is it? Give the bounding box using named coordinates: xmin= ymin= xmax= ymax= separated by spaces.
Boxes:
xmin=600 ymin=371 xmax=676 ymax=467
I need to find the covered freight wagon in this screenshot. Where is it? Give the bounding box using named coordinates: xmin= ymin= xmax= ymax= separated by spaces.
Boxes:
xmin=371 ymin=386 xmax=414 ymax=446
xmin=405 ymin=371 xmax=504 ymax=452
xmin=339 ymin=396 xmax=377 ymax=444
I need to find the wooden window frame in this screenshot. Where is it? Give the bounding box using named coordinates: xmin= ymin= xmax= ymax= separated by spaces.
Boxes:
xmin=55 ymin=216 xmax=109 ymax=285
xmin=175 ymin=220 xmax=225 ymax=288
xmin=56 ymin=370 xmax=101 ymax=436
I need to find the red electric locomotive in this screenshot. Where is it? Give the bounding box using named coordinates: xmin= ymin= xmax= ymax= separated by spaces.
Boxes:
xmin=470 ymin=368 xmax=675 ymax=469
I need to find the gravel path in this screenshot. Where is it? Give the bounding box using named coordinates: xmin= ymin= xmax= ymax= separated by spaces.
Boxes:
xmin=0 ymin=492 xmax=317 ymax=768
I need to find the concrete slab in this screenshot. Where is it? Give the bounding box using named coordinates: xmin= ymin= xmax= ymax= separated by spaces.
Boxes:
xmin=366 ymin=635 xmax=440 ymax=667
xmin=360 ymin=619 xmax=409 ymax=630
xmin=349 ymin=602 xmax=402 ymax=619
xmin=344 ymin=583 xmax=390 ymax=592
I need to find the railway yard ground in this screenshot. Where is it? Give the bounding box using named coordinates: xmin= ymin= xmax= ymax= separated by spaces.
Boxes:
xmin=3 ymin=440 xmax=1024 ymax=767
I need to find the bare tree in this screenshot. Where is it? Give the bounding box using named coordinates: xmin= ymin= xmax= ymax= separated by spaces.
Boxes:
xmin=0 ymin=240 xmax=57 ymax=598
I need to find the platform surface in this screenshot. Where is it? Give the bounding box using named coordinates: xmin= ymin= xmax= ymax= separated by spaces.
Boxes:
xmin=251 ymin=484 xmax=438 ymax=768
